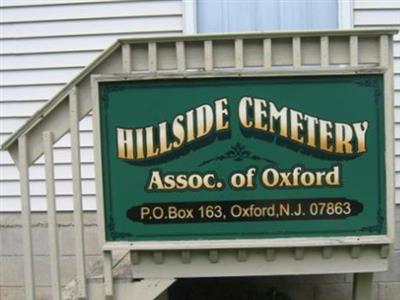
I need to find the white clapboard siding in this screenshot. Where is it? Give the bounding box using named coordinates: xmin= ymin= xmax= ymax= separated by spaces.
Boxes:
xmin=0 ymin=133 xmax=11 ymax=144
xmin=395 ymin=59 xmax=400 ymax=70
xmin=1 ymin=1 xmax=181 ymax=23
xmin=2 ymin=116 xmax=94 ymax=136
xmin=1 ymin=115 xmax=92 ymax=135
xmin=397 ymin=175 xmax=400 ymax=190
xmin=354 ymin=0 xmax=400 ymax=9
xmin=1 ymin=68 xmax=83 ymax=86
xmin=396 ymin=40 xmax=400 ymax=53
xmin=1 ymin=52 xmax=102 ymax=70
xmin=354 ymin=10 xmax=400 ymax=25
xmin=0 ymin=0 xmax=185 ymax=211
xmin=395 ymin=74 xmax=400 ymax=89
xmin=0 ymin=163 xmax=95 ymax=181
xmin=0 ymin=195 xmax=97 ymax=212
xmin=1 ymin=117 xmax=30 ymax=134
xmin=354 ymin=1 xmax=400 ymax=202
xmin=0 ymin=0 xmax=118 ymax=6
xmin=0 ymin=32 xmax=180 ymax=55
xmin=0 ymin=85 xmax=65 ymax=101
xmin=0 ymin=147 xmax=95 ymax=166
xmin=1 ymin=179 xmax=95 ymax=197
xmin=0 ymin=101 xmax=46 ymax=117
xmin=2 ymin=16 xmax=182 ymax=39
xmin=53 ymin=131 xmax=94 ymax=148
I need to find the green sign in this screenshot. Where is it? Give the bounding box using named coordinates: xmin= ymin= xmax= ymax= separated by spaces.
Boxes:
xmin=98 ymin=75 xmax=386 ymax=242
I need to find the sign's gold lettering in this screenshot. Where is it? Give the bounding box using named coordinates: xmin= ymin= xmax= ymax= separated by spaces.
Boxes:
xmin=146 ymin=170 xmax=223 ymax=191
xmin=117 ymin=96 xmax=369 ymax=161
xmin=261 ymin=165 xmax=340 ymax=188
xmin=238 ymin=97 xmax=368 ymax=155
xmin=117 ymin=98 xmax=229 ymax=160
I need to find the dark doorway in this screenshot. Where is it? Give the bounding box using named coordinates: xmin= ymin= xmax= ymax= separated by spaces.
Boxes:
xmin=168 ymin=277 xmax=291 ymax=300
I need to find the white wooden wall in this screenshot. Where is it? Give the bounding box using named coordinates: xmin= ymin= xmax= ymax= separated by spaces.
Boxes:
xmin=353 ymin=0 xmax=400 ymax=203
xmin=1 ymin=0 xmax=399 ymax=211
xmin=0 ymin=0 xmax=185 ymax=211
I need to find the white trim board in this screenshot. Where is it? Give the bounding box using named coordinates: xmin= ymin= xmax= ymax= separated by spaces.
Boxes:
xmin=338 ymin=0 xmax=354 ymax=29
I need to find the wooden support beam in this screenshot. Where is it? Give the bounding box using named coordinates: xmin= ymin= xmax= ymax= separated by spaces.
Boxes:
xmin=154 ymin=251 xmax=164 ymax=264
xmin=122 ymin=43 xmax=131 ymax=73
xmin=353 ymin=273 xmax=373 ymax=300
xmin=18 ymin=135 xmax=35 ymax=300
xmin=209 ymin=250 xmax=219 ymax=263
xmin=103 ymin=250 xmax=114 ymax=298
xmin=235 ymin=39 xmax=244 ymax=69
xmin=351 ymin=246 xmax=361 ymax=259
xmin=176 ymin=41 xmax=186 ymax=72
xmin=204 ymin=40 xmax=213 ymax=71
xmin=265 ymin=249 xmax=276 ymax=262
xmin=263 ymin=38 xmax=272 ymax=68
xmin=294 ymin=248 xmax=305 ymax=260
xmin=379 ymin=35 xmax=389 ymax=68
xmin=181 ymin=250 xmax=191 ymax=264
xmin=322 ymin=247 xmax=333 ymax=259
xmin=69 ymin=87 xmax=87 ymax=299
xmin=130 ymin=251 xmax=140 ymax=265
xmin=148 ymin=42 xmax=157 ymax=72
xmin=43 ymin=131 xmax=61 ymax=300
xmin=380 ymin=245 xmax=389 ymax=259
xmin=350 ymin=35 xmax=358 ymax=67
xmin=237 ymin=249 xmax=248 ymax=262
xmin=293 ymin=37 xmax=301 ymax=68
xmin=320 ymin=36 xmax=329 ymax=67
